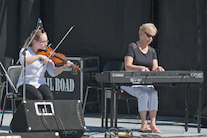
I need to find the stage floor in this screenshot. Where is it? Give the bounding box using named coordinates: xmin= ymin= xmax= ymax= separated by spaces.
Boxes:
xmin=1 ymin=111 xmax=207 ymax=138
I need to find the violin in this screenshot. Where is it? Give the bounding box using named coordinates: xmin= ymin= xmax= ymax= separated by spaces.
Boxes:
xmin=37 ymin=47 xmax=81 ymax=72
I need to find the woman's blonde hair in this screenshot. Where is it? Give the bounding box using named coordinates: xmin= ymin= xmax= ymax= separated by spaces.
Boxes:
xmin=23 ymin=29 xmax=47 ymax=47
xmin=139 ymin=23 xmax=157 ymax=35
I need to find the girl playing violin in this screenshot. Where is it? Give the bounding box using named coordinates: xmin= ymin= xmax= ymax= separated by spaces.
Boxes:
xmin=17 ymin=29 xmax=73 ymax=100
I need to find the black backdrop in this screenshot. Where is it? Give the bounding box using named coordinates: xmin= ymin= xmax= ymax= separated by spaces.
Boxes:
xmin=0 ymin=0 xmax=207 ymax=117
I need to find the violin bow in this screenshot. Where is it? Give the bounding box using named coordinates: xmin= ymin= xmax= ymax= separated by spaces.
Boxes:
xmin=48 ymin=25 xmax=75 ymax=59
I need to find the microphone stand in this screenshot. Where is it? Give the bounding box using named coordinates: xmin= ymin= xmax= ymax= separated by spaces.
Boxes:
xmin=16 ymin=21 xmax=42 ymax=103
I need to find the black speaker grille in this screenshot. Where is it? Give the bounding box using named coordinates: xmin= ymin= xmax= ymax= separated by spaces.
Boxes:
xmin=10 ymin=100 xmax=86 ymax=137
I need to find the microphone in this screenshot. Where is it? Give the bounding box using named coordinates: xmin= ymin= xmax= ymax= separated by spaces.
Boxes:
xmin=37 ymin=18 xmax=44 ymax=33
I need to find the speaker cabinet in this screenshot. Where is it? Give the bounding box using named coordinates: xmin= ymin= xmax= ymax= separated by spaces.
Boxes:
xmin=10 ymin=100 xmax=86 ymax=138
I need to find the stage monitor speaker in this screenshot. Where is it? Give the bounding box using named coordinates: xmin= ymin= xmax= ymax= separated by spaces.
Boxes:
xmin=10 ymin=100 xmax=86 ymax=138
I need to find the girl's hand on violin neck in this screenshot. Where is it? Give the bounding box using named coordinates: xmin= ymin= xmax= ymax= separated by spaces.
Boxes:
xmin=54 ymin=60 xmax=74 ymax=76
xmin=62 ymin=60 xmax=74 ymax=69
xmin=65 ymin=60 xmax=74 ymax=68
xmin=62 ymin=61 xmax=73 ymax=69
xmin=39 ymin=55 xmax=50 ymax=64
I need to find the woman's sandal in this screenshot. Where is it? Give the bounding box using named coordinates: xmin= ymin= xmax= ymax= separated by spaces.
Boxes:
xmin=149 ymin=126 xmax=161 ymax=133
xmin=140 ymin=126 xmax=152 ymax=133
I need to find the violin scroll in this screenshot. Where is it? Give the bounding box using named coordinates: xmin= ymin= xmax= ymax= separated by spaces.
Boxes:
xmin=72 ymin=64 xmax=81 ymax=72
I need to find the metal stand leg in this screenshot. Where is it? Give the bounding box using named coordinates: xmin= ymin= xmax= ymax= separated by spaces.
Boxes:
xmin=185 ymin=85 xmax=189 ymax=131
xmin=0 ymin=93 xmax=14 ymax=127
xmin=126 ymin=99 xmax=130 ymax=115
xmin=105 ymin=94 xmax=108 ymax=129
xmin=97 ymin=88 xmax=101 ymax=112
xmin=0 ymin=82 xmax=6 ymax=109
xmin=197 ymin=84 xmax=202 ymax=133
xmin=101 ymin=83 xmax=105 ymax=132
xmin=82 ymin=86 xmax=90 ymax=114
xmin=114 ymin=92 xmax=118 ymax=128
xmin=110 ymin=84 xmax=115 ymax=128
